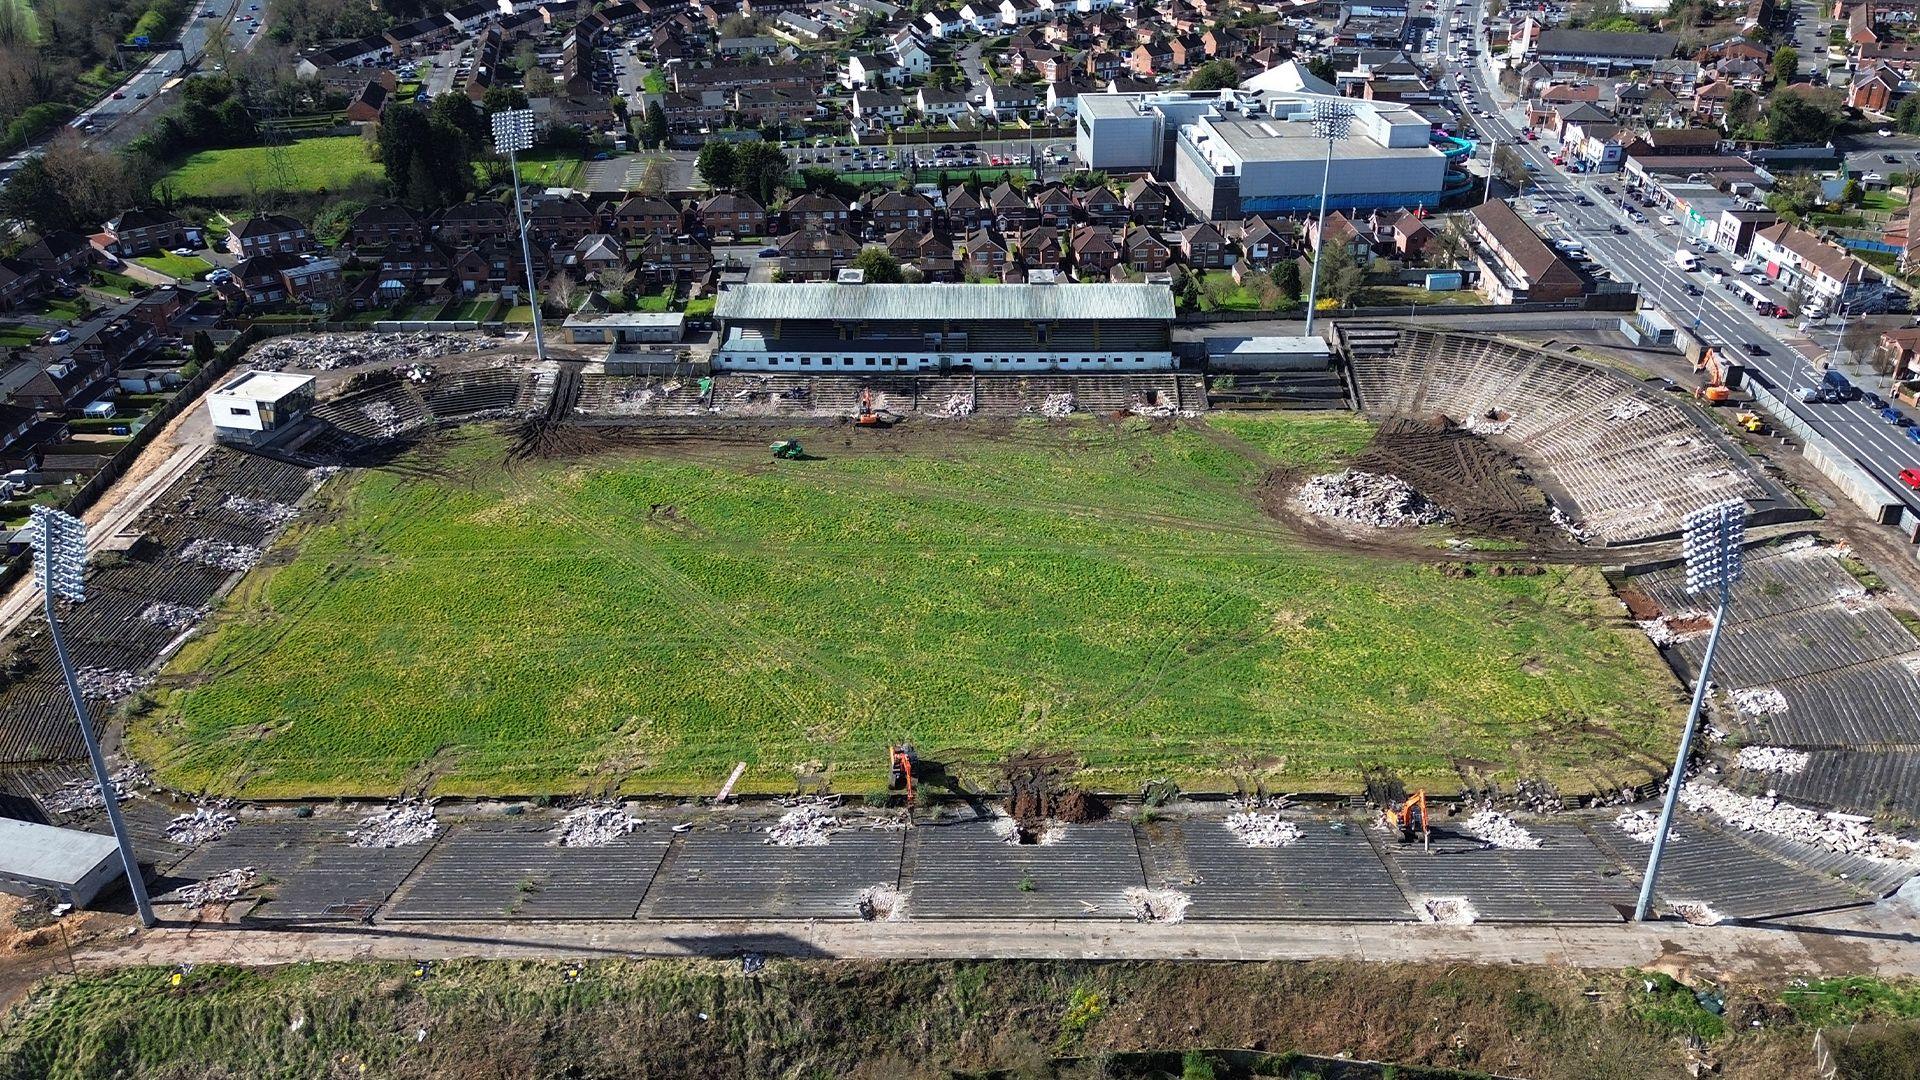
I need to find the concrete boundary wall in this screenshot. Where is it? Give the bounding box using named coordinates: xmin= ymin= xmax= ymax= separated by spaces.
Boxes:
xmin=1750 ymin=379 xmax=1902 ymax=525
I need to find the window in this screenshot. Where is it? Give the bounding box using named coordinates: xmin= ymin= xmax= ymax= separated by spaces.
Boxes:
xmin=229 ymin=407 xmax=252 ymax=417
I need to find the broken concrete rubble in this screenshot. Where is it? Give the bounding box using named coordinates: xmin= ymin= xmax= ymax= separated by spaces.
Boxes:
xmin=249 ymin=332 xmax=484 ymax=373
xmin=1295 ymin=470 xmax=1451 ymax=528
xmin=551 ymin=803 xmax=642 ymax=847
xmin=180 ymin=538 xmax=263 ymax=572
xmin=1669 ymin=901 xmax=1724 ymax=926
xmin=1460 ymin=809 xmax=1542 ymax=850
xmin=1613 ymin=810 xmax=1679 ymax=845
xmin=139 ymin=601 xmax=204 ymax=631
xmin=1036 ymin=392 xmax=1074 ymax=419
xmin=349 ymin=802 xmax=440 ymax=848
xmin=75 ymin=668 xmax=152 ymax=701
xmin=1679 ymin=782 xmax=1918 ymax=862
xmin=857 ymin=884 xmax=906 ymax=921
xmin=1418 ymin=897 xmax=1477 ymax=924
xmin=929 ymin=393 xmax=976 ymax=419
xmin=221 ymin=495 xmax=300 ymax=528
xmin=1638 ymin=610 xmax=1713 ymax=647
xmin=43 ymin=765 xmax=149 ymax=816
xmin=1223 ymin=812 xmax=1302 ymax=848
xmin=174 ymin=868 xmax=257 ymax=911
xmin=1733 ymin=747 xmax=1810 ymax=776
xmin=766 ymin=802 xmax=842 ymax=847
xmin=165 ymin=806 xmax=238 ymax=845
xmin=1123 ymin=887 xmax=1191 ymax=923
xmin=1730 ymin=687 xmax=1788 ymax=717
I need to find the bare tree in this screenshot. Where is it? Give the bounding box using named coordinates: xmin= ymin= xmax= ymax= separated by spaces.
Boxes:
xmin=596 ymin=266 xmax=634 ymax=299
xmin=546 ymin=273 xmax=579 ymax=313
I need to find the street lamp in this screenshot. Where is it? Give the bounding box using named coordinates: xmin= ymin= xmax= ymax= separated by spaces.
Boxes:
xmin=491 ymin=108 xmax=549 ymax=363
xmin=1632 ymin=500 xmax=1746 ymax=923
xmin=1302 ymin=99 xmax=1354 ymax=339
xmin=29 ymin=506 xmax=155 ymax=928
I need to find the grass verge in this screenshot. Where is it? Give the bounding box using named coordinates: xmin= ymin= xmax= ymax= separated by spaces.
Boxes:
xmin=156 ymin=136 xmax=379 ymax=199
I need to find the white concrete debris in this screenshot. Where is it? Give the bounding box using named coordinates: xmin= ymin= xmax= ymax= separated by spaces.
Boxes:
xmin=1670 ymin=901 xmax=1725 ymax=926
xmin=988 ymin=811 xmax=1064 ymax=845
xmin=857 ymin=884 xmax=907 ymax=921
xmin=44 ymin=766 xmax=150 ymax=815
xmin=180 ymin=538 xmax=262 ymax=572
xmin=765 ymin=803 xmax=843 ymax=847
xmin=1223 ymin=812 xmax=1302 ymax=848
xmin=221 ymin=495 xmax=300 ymax=528
xmin=1680 ymin=781 xmax=1920 ymax=862
xmin=1613 ymin=810 xmax=1680 ymax=845
xmin=1418 ymin=897 xmax=1478 ymax=924
xmin=551 ymin=803 xmax=642 ymax=847
xmin=349 ymin=802 xmax=441 ymax=848
xmin=929 ymin=393 xmax=976 ymax=419
xmin=1511 ymin=779 xmax=1566 ymax=814
xmin=1123 ymin=887 xmax=1191 ymax=923
xmin=1460 ymin=809 xmax=1542 ymax=850
xmin=1703 ymin=724 xmax=1728 ymax=745
xmin=1465 ymin=411 xmax=1512 ymax=436
xmin=139 ymin=601 xmax=204 ymax=631
xmin=175 ymin=868 xmax=257 ymax=911
xmin=1638 ymin=610 xmax=1713 ymax=647
xmin=362 ymin=400 xmax=402 ymax=437
xmin=75 ymin=668 xmax=152 ymax=700
xmin=1835 ymin=586 xmax=1874 ymax=614
xmin=1295 ymin=470 xmax=1451 ymax=528
xmin=249 ymin=332 xmax=483 ymax=373
xmin=1605 ymin=399 xmax=1652 ymax=423
xmin=1037 ymin=392 xmax=1075 ymax=419
xmin=1731 ymin=687 xmax=1788 ymax=717
xmin=1550 ymin=505 xmax=1592 ymax=544
xmin=165 ymin=806 xmax=238 ymax=845
xmin=1734 ymin=747 xmax=1811 ymax=776
xmin=1127 ymin=393 xmax=1177 ymax=418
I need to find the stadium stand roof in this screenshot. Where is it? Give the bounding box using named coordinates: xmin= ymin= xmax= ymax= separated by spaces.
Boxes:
xmin=713 ymin=282 xmax=1177 ymax=322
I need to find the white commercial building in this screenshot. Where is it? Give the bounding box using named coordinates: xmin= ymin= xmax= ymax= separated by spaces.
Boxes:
xmin=1075 ymin=88 xmax=1452 ymax=218
xmin=711 ymin=282 xmax=1176 ymax=373
xmin=207 ymin=370 xmax=316 ymax=446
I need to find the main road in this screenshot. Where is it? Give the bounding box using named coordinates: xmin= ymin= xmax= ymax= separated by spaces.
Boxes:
xmin=1448 ymin=0 xmax=1920 ymax=527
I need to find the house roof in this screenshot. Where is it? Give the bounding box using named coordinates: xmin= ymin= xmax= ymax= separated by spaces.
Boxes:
xmin=1470 ymin=198 xmax=1579 ymax=285
xmin=1534 ymin=28 xmax=1676 ymax=60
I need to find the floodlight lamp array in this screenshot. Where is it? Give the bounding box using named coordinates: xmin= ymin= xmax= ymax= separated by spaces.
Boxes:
xmin=1680 ymin=501 xmax=1745 ymax=594
xmin=491 ymin=108 xmax=535 ymax=154
xmin=29 ymin=506 xmax=87 ymax=603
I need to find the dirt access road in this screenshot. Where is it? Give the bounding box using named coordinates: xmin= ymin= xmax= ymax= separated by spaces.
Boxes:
xmin=61 ymin=896 xmax=1920 ymax=987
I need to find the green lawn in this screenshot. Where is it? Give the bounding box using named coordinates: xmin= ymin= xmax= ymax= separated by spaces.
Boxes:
xmin=158 ymin=136 xmax=380 ymax=199
xmin=90 ymin=270 xmax=140 ymax=296
xmin=634 ymin=288 xmax=673 ymax=312
xmin=514 ymin=151 xmax=585 ymax=188
xmin=444 ymin=297 xmax=497 ymax=321
xmin=133 ymin=252 xmax=212 ymax=280
xmin=139 ymin=416 xmax=1683 ymax=798
xmin=27 ymin=295 xmax=86 ymax=321
xmin=1360 ymin=285 xmax=1486 ymax=307
xmin=1861 ymin=190 xmax=1904 ymax=213
xmin=503 ymin=304 xmax=534 ymax=323
xmin=642 ymin=70 xmax=667 ymax=93
xmin=0 ymin=326 xmax=39 ymax=347
xmin=683 ymin=296 xmax=715 ymax=318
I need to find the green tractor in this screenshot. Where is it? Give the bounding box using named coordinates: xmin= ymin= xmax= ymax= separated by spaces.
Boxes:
xmin=770 ymin=439 xmax=805 ymax=460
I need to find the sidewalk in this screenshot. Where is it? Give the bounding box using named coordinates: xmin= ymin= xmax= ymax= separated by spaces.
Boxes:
xmin=74 ymin=903 xmax=1920 ymax=983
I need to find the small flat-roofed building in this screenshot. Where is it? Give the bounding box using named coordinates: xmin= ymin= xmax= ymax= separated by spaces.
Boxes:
xmin=208 ymin=371 xmax=316 ymax=446
xmin=1205 ymin=335 xmax=1332 ymax=371
xmin=562 ymin=311 xmax=687 ymax=345
xmin=711 ymin=281 xmax=1176 ymax=373
xmin=0 ymin=818 xmax=124 ymax=908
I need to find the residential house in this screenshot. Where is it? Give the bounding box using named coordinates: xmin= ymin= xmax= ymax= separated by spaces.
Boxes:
xmin=962 ymin=228 xmax=1010 ymax=278
xmin=852 ymin=88 xmax=911 ymax=126
xmin=612 ymin=195 xmax=684 ymax=240
xmin=1015 ymin=225 xmax=1062 ymax=272
xmin=987 ymin=182 xmax=1037 ymax=229
xmin=1179 ymin=221 xmax=1233 ymax=269
xmin=564 ymin=234 xmax=627 ymax=278
xmin=526 ymin=196 xmax=598 ymax=247
xmin=895 ymin=35 xmax=935 ymax=74
xmin=945 ymin=185 xmax=989 ymax=229
xmin=1392 ymin=211 xmax=1434 ymax=260
xmin=100 ymin=209 xmax=200 ymax=258
xmin=227 ymin=253 xmax=343 ymax=306
xmin=1121 ymin=225 xmax=1170 ymax=273
xmin=226 ymin=214 xmax=313 ymax=259
xmin=632 ymin=236 xmax=714 ymax=284
xmin=787 ymin=192 xmax=853 ymax=232
xmin=1030 ymin=185 xmax=1077 ymax=225
xmin=1122 ymin=178 xmax=1169 ymax=225
xmin=344 ymin=204 xmax=427 ymax=249
xmin=918 ymin=86 xmax=969 ymax=122
xmin=1068 ymin=223 xmax=1121 ymax=276
xmin=1749 ymin=222 xmax=1879 ymax=304
xmin=845 ymin=52 xmax=902 ymax=87
xmin=433 ymin=201 xmax=515 ymax=245
xmin=699 ymin=192 xmax=767 ymax=237
xmin=864 ymin=191 xmax=938 ymax=234
xmin=346 ymin=79 xmax=391 ymax=123
xmin=775 ymin=228 xmax=860 ymax=279
xmin=17 ymin=231 xmax=93 ymax=279
xmin=1465 ymin=199 xmax=1584 ymax=304
xmin=0 ymin=258 xmax=46 ymax=312
xmin=1078 ymin=185 xmax=1128 ymax=226
xmin=983 ymin=82 xmax=1041 ymax=118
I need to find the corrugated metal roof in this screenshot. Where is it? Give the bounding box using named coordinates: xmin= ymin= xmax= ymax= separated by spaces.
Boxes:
xmin=713 ymin=282 xmax=1176 ymax=322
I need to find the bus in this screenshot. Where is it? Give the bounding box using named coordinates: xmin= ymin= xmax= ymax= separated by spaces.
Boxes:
xmin=1727 ymin=279 xmax=1771 ymax=312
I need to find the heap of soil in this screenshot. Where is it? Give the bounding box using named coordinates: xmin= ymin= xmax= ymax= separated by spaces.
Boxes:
xmin=1348 ymin=416 xmax=1565 ymax=546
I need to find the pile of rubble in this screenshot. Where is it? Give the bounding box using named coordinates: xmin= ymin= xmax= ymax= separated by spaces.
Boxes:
xmin=1465 ymin=410 xmax=1513 ymax=437
xmin=1460 ymin=809 xmax=1542 ymax=850
xmin=1638 ymin=610 xmax=1713 ymax=647
xmin=222 ymin=495 xmax=300 ymax=528
xmin=249 ymin=332 xmax=484 ymax=373
xmin=166 ymin=805 xmax=238 ymax=845
xmin=361 ymin=401 xmax=403 ymax=438
xmin=44 ymin=765 xmax=149 ymax=815
xmin=1510 ymin=779 xmax=1566 ymax=814
xmin=1295 ymin=471 xmax=1451 ymax=528
xmin=857 ymin=884 xmax=907 ymax=921
xmin=1549 ymin=506 xmax=1592 ymax=544
xmin=1730 ymin=687 xmax=1788 ymax=716
xmin=349 ymin=802 xmax=441 ymax=848
xmin=1127 ymin=393 xmax=1177 ymax=419
xmin=1223 ymin=812 xmax=1302 ymax=848
xmin=1733 ymin=746 xmax=1810 ymax=776
xmin=1680 ymin=782 xmax=1918 ymax=861
xmin=140 ymin=602 xmax=204 ymax=631
xmin=75 ymin=668 xmax=152 ymax=701
xmin=180 ymin=539 xmax=263 ymax=572
xmin=1037 ymin=393 xmax=1075 ymax=419
xmin=766 ymin=802 xmax=842 ymax=847
xmin=1614 ymin=810 xmax=1679 ymax=846
xmin=1418 ymin=897 xmax=1477 ymax=925
xmin=929 ymin=394 xmax=976 ymax=419
xmin=175 ymin=868 xmax=257 ymax=911
xmin=1123 ymin=887 xmax=1191 ymax=923
xmin=551 ymin=803 xmax=642 ymax=847
xmin=1669 ymin=901 xmax=1725 ymax=926
xmin=1604 ymin=399 xmax=1652 ymax=423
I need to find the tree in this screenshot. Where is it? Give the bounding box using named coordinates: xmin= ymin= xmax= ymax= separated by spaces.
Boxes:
xmin=1305 ymin=56 xmax=1337 ymax=86
xmin=0 ymin=156 xmax=74 ymax=234
xmin=1766 ymin=171 xmax=1821 ymax=217
xmin=525 ymin=66 xmax=556 ymax=97
xmin=482 ymin=84 xmax=530 ymax=114
xmin=1842 ymin=177 xmax=1862 ymax=206
xmin=1268 ymin=259 xmax=1300 ymax=300
xmin=731 ymin=141 xmax=790 ymax=203
xmin=640 ymin=100 xmax=668 ymax=148
xmin=696 ymin=140 xmax=738 ymax=189
xmin=1185 ymin=59 xmax=1240 ymax=91
xmin=850 ymin=246 xmax=905 ymax=283
xmin=1494 ymin=143 xmax=1530 ymax=191
xmin=637 ymin=158 xmax=669 ymax=195
xmin=375 ymin=103 xmax=473 ymax=210
xmin=1770 ymin=45 xmax=1798 ymax=86
xmin=1432 ymin=215 xmax=1473 ymax=267
xmin=1761 ymin=91 xmax=1840 ymax=145
xmin=596 ymin=266 xmax=634 ymax=298
xmin=546 ymin=273 xmax=578 ymax=313
xmin=1318 ymin=241 xmax=1366 ymax=308
xmin=1896 ymin=94 xmax=1920 ymax=136
xmin=192 ymin=331 xmax=216 ymax=366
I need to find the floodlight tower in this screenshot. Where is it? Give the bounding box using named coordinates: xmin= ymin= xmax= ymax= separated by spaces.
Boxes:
xmin=1632 ymin=500 xmax=1746 ymax=923
xmin=29 ymin=506 xmax=155 ymax=927
xmin=1301 ymin=99 xmax=1354 ymax=340
xmin=491 ymin=107 xmax=549 ymax=363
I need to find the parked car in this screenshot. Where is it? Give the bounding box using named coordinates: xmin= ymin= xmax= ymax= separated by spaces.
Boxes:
xmin=171 ymin=246 xmax=195 ymax=256
xmin=46 ymin=329 xmax=70 ymax=345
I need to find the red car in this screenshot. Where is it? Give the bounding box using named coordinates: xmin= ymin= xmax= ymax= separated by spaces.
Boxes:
xmin=1903 ymin=468 xmax=1920 ymax=490
xmin=112 ymin=91 xmax=125 ymax=99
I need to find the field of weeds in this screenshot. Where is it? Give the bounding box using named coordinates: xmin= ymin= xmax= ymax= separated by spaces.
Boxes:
xmin=0 ymin=958 xmax=1892 ymax=1079
xmin=135 ymin=414 xmax=1682 ymax=797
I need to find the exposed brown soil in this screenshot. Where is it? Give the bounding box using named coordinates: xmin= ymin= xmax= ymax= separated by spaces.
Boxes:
xmin=1349 ymin=416 xmax=1566 ymax=546
xmin=1618 ymin=587 xmax=1663 ymax=621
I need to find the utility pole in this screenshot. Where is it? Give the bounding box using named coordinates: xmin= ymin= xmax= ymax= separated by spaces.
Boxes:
xmin=492 ymin=108 xmax=549 ymax=363
xmin=30 ymin=506 xmax=156 ymax=928
xmin=1633 ymin=500 xmax=1746 ymax=922
xmin=1301 ymin=99 xmax=1354 ymax=340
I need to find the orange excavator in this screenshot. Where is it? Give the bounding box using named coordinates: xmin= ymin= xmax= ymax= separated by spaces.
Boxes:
xmin=856 ymin=388 xmax=883 ymax=427
xmin=1386 ymin=791 xmax=1431 ymax=849
xmin=888 ymin=743 xmax=917 ymax=804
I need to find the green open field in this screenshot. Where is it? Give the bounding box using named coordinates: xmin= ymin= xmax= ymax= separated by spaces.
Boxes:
xmin=132 ymin=252 xmax=211 ymax=280
xmin=157 ymin=136 xmax=379 ymax=199
xmin=137 ymin=415 xmax=1683 ymax=798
